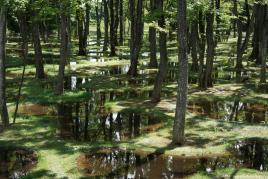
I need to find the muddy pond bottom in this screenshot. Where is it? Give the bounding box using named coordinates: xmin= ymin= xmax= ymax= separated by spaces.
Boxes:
xmin=0 ymin=147 xmax=37 ymax=179
xmin=77 ymin=139 xmax=268 ymax=178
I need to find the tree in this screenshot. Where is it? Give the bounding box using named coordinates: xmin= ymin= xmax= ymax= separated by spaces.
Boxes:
xmin=0 ymin=6 xmax=9 ymax=127
xmin=148 ymin=0 xmax=157 ymax=68
xmin=109 ymin=0 xmax=116 ymax=56
xmin=259 ymin=3 xmax=268 ymax=84
xmin=172 ymin=0 xmax=188 ymax=145
xmin=32 ymin=11 xmax=45 ymax=79
xmin=127 ymin=0 xmax=144 ymax=77
xmin=151 ymin=0 xmax=168 ymax=102
xmin=234 ymin=0 xmax=252 ymax=83
xmin=55 ymin=1 xmax=70 ymax=96
xmin=103 ymin=0 xmax=109 ymax=51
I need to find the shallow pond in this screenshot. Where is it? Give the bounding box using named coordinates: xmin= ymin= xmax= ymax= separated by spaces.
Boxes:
xmin=188 ymin=100 xmax=268 ymax=123
xmin=0 ymin=147 xmax=37 ymax=179
xmin=77 ymin=139 xmax=268 ymax=178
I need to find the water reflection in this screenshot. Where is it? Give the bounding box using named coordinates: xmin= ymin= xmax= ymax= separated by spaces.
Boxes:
xmin=57 ymin=103 xmax=163 ymax=142
xmin=78 ymin=140 xmax=268 ymax=178
xmin=0 ymin=147 xmax=37 ymax=179
xmin=188 ymin=100 xmax=268 ymax=123
xmin=232 ymin=139 xmax=268 ymax=171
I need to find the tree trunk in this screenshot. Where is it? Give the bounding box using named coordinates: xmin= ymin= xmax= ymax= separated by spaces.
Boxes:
xmin=128 ymin=0 xmax=144 ymax=77
xmin=17 ymin=13 xmax=28 ymax=57
xmin=119 ymin=0 xmax=124 ymax=45
xmin=190 ymin=20 xmax=199 ymax=72
xmin=77 ymin=11 xmax=86 ymax=56
xmin=55 ymin=5 xmax=70 ymax=95
xmin=13 ymin=13 xmax=28 ymax=124
xmin=32 ymin=17 xmax=45 ymax=79
xmin=110 ymin=0 xmax=116 ymax=56
xmin=172 ymin=0 xmax=188 ymax=145
xmin=250 ymin=3 xmax=261 ymax=63
xmin=215 ymin=0 xmax=221 ymax=44
xmin=0 ymin=6 xmax=9 ymax=127
xmin=259 ymin=4 xmax=268 ymax=83
xmin=103 ymin=0 xmax=109 ymax=51
xmin=96 ymin=3 xmax=102 ymax=41
xmin=198 ymin=11 xmax=206 ymax=88
xmin=148 ymin=0 xmax=158 ymax=68
xmin=235 ymin=0 xmax=253 ymax=83
xmin=151 ymin=0 xmax=168 ymax=102
xmin=204 ymin=6 xmax=215 ymax=89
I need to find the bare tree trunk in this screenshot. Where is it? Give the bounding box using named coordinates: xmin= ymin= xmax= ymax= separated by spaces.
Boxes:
xmin=13 ymin=13 xmax=28 ymax=124
xmin=204 ymin=5 xmax=215 ymax=89
xmin=151 ymin=0 xmax=167 ymax=102
xmin=128 ymin=0 xmax=144 ymax=77
xmin=55 ymin=4 xmax=70 ymax=95
xmin=235 ymin=0 xmax=253 ymax=83
xmin=198 ymin=11 xmax=206 ymax=88
xmin=32 ymin=15 xmax=45 ymax=79
xmin=110 ymin=0 xmax=116 ymax=56
xmin=259 ymin=4 xmax=268 ymax=83
xmin=0 ymin=6 xmax=9 ymax=127
xmin=96 ymin=3 xmax=102 ymax=41
xmin=148 ymin=0 xmax=157 ymax=68
xmin=119 ymin=0 xmax=124 ymax=45
xmin=172 ymin=0 xmax=188 ymax=145
xmin=103 ymin=0 xmax=109 ymax=51
xmin=17 ymin=13 xmax=28 ymax=57
xmin=190 ymin=20 xmax=199 ymax=72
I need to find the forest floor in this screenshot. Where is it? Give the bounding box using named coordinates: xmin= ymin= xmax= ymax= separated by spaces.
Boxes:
xmin=1 ymin=34 xmax=268 ymax=178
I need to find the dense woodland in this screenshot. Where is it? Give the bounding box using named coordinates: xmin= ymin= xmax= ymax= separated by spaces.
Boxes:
xmin=0 ymin=0 xmax=268 ymax=178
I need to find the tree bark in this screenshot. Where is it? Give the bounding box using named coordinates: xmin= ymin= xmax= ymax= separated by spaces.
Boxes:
xmin=198 ymin=11 xmax=206 ymax=88
xmin=190 ymin=20 xmax=199 ymax=72
xmin=259 ymin=4 xmax=268 ymax=83
xmin=128 ymin=0 xmax=144 ymax=77
xmin=103 ymin=0 xmax=109 ymax=51
xmin=235 ymin=0 xmax=253 ymax=83
xmin=110 ymin=0 xmax=116 ymax=56
xmin=151 ymin=0 xmax=168 ymax=102
xmin=0 ymin=6 xmax=9 ymax=127
xmin=96 ymin=3 xmax=102 ymax=42
xmin=204 ymin=5 xmax=215 ymax=89
xmin=32 ymin=15 xmax=45 ymax=79
xmin=148 ymin=0 xmax=158 ymax=68
xmin=172 ymin=0 xmax=188 ymax=145
xmin=55 ymin=4 xmax=70 ymax=95
xmin=119 ymin=0 xmax=124 ymax=45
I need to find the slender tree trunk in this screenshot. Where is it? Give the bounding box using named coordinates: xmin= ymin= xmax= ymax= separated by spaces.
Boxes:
xmin=235 ymin=0 xmax=253 ymax=83
xmin=215 ymin=0 xmax=221 ymax=44
xmin=204 ymin=5 xmax=215 ymax=89
xmin=250 ymin=3 xmax=261 ymax=63
xmin=96 ymin=3 xmax=102 ymax=41
xmin=128 ymin=0 xmax=144 ymax=77
xmin=151 ymin=0 xmax=168 ymax=102
xmin=198 ymin=11 xmax=206 ymax=88
xmin=77 ymin=12 xmax=86 ymax=55
xmin=119 ymin=0 xmax=124 ymax=45
xmin=172 ymin=0 xmax=188 ymax=145
xmin=259 ymin=4 xmax=268 ymax=83
xmin=0 ymin=6 xmax=9 ymax=127
xmin=55 ymin=5 xmax=70 ymax=95
xmin=17 ymin=13 xmax=28 ymax=57
xmin=110 ymin=0 xmax=116 ymax=56
xmin=190 ymin=20 xmax=199 ymax=72
xmin=114 ymin=0 xmax=120 ymax=46
xmin=103 ymin=0 xmax=109 ymax=51
xmin=148 ymin=0 xmax=158 ymax=68
xmin=13 ymin=13 xmax=28 ymax=124
xmin=32 ymin=17 xmax=45 ymax=79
